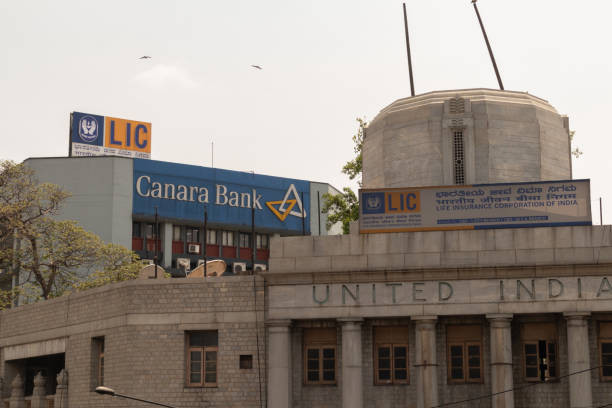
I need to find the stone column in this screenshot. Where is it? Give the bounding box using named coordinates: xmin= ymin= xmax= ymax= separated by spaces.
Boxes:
xmin=163 ymin=222 xmax=173 ymax=268
xmin=487 ymin=314 xmax=514 ymax=408
xmin=30 ymin=372 xmax=47 ymax=408
xmin=339 ymin=318 xmax=363 ymax=408
xmin=414 ymin=316 xmax=438 ymax=408
xmin=564 ymin=312 xmax=593 ymax=408
xmin=9 ymin=373 xmax=25 ymax=408
xmin=267 ymin=320 xmax=292 ymax=408
xmin=54 ymin=369 xmax=68 ymax=408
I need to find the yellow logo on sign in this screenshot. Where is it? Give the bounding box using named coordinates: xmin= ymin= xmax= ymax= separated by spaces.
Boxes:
xmin=266 ymin=184 xmax=306 ymax=222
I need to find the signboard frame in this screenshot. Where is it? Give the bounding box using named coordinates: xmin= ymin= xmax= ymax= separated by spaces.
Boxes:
xmin=359 ymin=179 xmax=592 ymax=234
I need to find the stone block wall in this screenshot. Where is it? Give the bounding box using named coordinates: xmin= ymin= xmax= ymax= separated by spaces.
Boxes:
xmin=0 ymin=276 xmax=265 ymax=408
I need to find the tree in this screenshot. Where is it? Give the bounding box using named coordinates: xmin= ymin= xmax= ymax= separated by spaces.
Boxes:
xmin=321 ymin=118 xmax=367 ymax=234
xmin=0 ymin=160 xmax=68 ymax=246
xmin=0 ymin=160 xmax=143 ymax=305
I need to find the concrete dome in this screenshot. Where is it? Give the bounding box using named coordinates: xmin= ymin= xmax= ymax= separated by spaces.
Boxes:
xmin=362 ymin=89 xmax=572 ymax=188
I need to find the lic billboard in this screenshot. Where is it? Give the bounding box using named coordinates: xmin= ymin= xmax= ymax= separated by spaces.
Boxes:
xmin=360 ymin=179 xmax=592 ymax=233
xmin=69 ymin=111 xmax=151 ymax=159
xmin=133 ymin=159 xmax=310 ymax=233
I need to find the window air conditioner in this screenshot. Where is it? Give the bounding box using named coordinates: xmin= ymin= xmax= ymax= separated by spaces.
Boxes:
xmin=232 ymin=262 xmax=247 ymax=274
xmin=188 ymin=244 xmax=200 ymax=254
xmin=253 ymin=263 xmax=267 ymax=272
xmin=177 ymin=258 xmax=191 ymax=273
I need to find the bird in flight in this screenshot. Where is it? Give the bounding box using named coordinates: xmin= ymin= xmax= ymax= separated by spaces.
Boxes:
xmin=251 ymin=65 xmax=262 ymax=70
xmin=139 ymin=56 xmax=152 ymax=59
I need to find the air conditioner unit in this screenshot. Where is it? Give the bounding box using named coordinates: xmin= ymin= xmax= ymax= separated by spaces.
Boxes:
xmin=188 ymin=244 xmax=200 ymax=254
xmin=232 ymin=262 xmax=247 ymax=274
xmin=177 ymin=258 xmax=191 ymax=273
xmin=141 ymin=259 xmax=154 ymax=265
xmin=253 ymin=263 xmax=267 ymax=272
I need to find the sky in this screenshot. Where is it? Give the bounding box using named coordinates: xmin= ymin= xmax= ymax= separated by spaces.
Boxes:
xmin=1 ymin=0 xmax=611 ymax=222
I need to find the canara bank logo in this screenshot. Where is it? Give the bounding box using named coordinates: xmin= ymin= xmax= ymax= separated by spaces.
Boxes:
xmin=266 ymin=184 xmax=306 ymax=221
xmin=78 ymin=116 xmax=99 ymax=143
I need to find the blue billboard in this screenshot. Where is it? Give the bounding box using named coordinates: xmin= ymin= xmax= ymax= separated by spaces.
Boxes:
xmin=133 ymin=159 xmax=310 ymax=233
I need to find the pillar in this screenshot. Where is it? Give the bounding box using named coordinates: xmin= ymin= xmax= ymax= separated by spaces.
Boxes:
xmin=54 ymin=369 xmax=68 ymax=408
xmin=163 ymin=222 xmax=172 ymax=268
xmin=414 ymin=316 xmax=438 ymax=408
xmin=487 ymin=314 xmax=514 ymax=408
xmin=564 ymin=312 xmax=593 ymax=408
xmin=339 ymin=318 xmax=363 ymax=408
xmin=267 ymin=320 xmax=292 ymax=408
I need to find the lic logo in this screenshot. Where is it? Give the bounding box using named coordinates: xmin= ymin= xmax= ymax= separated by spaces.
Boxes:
xmin=78 ymin=116 xmax=99 ymax=143
xmin=362 ymin=192 xmax=385 ymax=214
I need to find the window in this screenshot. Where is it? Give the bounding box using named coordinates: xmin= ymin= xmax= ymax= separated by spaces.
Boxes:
xmin=186 ymin=227 xmax=199 ymax=243
xmin=240 ymin=355 xmax=253 ymax=369
xmin=452 ymin=130 xmax=465 ymax=185
xmin=187 ymin=331 xmax=218 ymax=387
xmin=206 ymin=229 xmax=217 ymax=245
xmin=91 ymin=337 xmax=105 ymax=388
xmin=599 ymin=322 xmax=612 ymax=380
xmin=374 ymin=326 xmax=409 ymax=385
xmin=145 ymin=223 xmax=154 ymax=239
xmin=446 ymin=325 xmax=483 ymax=384
xmin=173 ymin=225 xmax=182 ymax=241
xmin=303 ymin=328 xmax=336 ymax=385
xmin=239 ymin=233 xmax=251 ymax=248
xmin=521 ymin=322 xmax=557 ymax=382
xmin=222 ymin=231 xmax=234 ymax=247
xmin=256 ymin=234 xmax=269 ymax=249
xmin=132 ymin=222 xmax=141 ymax=237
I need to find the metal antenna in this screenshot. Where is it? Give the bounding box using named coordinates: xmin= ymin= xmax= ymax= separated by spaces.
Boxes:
xmin=403 ymin=3 xmax=416 ymax=96
xmin=471 ymin=0 xmax=504 ymax=90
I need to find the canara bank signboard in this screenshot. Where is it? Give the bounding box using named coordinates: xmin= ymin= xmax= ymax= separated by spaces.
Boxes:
xmin=133 ymin=159 xmax=310 ymax=232
xmin=359 ymin=179 xmax=591 ymax=233
xmin=69 ymin=111 xmax=151 ymax=159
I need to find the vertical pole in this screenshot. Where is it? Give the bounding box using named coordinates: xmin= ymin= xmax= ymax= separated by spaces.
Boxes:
xmin=317 ymin=191 xmax=321 ymax=236
xmin=251 ymin=204 xmax=256 ymax=273
xmin=154 ymin=207 xmax=158 ymax=279
xmin=403 ymin=3 xmax=415 ymax=96
xmin=600 ymin=197 xmax=603 ymax=225
xmin=203 ymin=206 xmax=208 ymax=278
xmin=301 ymin=192 xmax=306 ymax=236
xmin=472 ymin=0 xmax=504 ymax=90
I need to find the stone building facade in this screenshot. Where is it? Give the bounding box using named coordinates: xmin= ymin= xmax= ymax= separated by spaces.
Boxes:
xmin=265 ymin=224 xmax=612 ymax=408
xmin=0 ymin=277 xmax=265 ymax=408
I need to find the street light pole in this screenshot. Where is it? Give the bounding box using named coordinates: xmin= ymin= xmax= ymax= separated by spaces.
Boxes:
xmin=95 ymin=386 xmax=177 ymax=408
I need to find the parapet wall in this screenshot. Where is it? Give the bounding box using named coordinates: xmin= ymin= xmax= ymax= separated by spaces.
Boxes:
xmin=267 ymin=225 xmax=612 ymax=277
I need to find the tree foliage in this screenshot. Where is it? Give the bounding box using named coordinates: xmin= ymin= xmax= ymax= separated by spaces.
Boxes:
xmin=0 ymin=160 xmax=143 ymax=307
xmin=321 ymin=118 xmax=367 ymax=234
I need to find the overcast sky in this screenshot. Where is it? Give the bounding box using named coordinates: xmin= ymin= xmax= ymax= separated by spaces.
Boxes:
xmin=1 ymin=0 xmax=611 ymax=222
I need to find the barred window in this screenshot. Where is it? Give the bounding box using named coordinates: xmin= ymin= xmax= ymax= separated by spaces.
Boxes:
xmin=521 ymin=323 xmax=557 ymax=382
xmin=222 ymin=231 xmax=234 ymax=246
xmin=374 ymin=326 xmax=409 ymax=385
xmin=187 ymin=331 xmax=218 ymax=387
xmin=446 ymin=325 xmax=483 ymax=384
xmin=206 ymin=229 xmax=217 ymax=245
xmin=239 ymin=233 xmax=251 ymax=248
xmin=453 ymin=130 xmax=465 ymax=185
xmin=304 ymin=328 xmax=336 ymax=385
xmin=256 ymin=234 xmax=269 ymax=249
